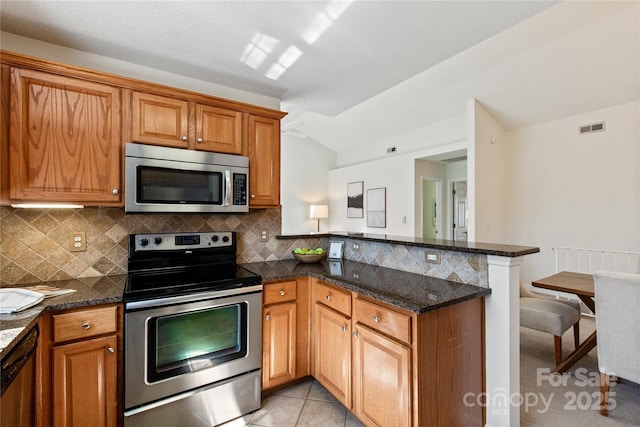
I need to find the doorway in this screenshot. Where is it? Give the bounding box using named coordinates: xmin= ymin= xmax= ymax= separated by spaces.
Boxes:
xmin=451 ymin=180 xmax=468 ymax=242
xmin=422 ymin=178 xmax=442 ymax=239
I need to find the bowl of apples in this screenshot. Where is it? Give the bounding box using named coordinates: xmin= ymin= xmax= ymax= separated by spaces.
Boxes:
xmin=292 ymin=247 xmax=326 ymax=263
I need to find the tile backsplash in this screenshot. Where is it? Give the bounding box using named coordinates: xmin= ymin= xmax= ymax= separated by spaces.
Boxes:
xmin=0 ymin=206 xmax=316 ymax=286
xmin=1 ymin=206 xmax=487 ymax=287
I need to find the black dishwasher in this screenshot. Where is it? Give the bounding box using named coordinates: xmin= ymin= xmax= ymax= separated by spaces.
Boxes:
xmin=1 ymin=325 xmax=39 ymax=427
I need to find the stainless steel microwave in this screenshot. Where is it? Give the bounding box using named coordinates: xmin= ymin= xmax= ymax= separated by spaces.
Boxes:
xmin=125 ymin=143 xmax=249 ymax=213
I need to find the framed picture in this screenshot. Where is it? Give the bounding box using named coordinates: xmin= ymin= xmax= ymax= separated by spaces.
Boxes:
xmin=347 ymin=181 xmax=364 ymax=218
xmin=328 ymin=241 xmax=344 ymax=259
xmin=366 ymin=187 xmax=386 ymax=228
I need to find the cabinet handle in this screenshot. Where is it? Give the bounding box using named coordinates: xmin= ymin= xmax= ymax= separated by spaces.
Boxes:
xmin=265 ymin=314 xmax=271 ymax=321
xmin=326 ymin=294 xmax=332 ymax=301
xmin=373 ymin=315 xmax=381 ymax=323
xmin=81 ymin=322 xmax=91 ymax=330
xmin=112 ymin=188 xmax=119 ymax=195
xmin=197 ymin=137 xmax=203 ymax=143
xmin=352 ymin=331 xmax=359 ymax=338
xmin=182 ymin=135 xmax=188 ymax=141
xmin=250 ymin=194 xmax=256 ymax=200
xmin=106 ymin=347 xmax=115 ymax=354
xmin=342 ymin=325 xmax=348 ymax=332
xmin=279 ymin=290 xmax=285 ymax=296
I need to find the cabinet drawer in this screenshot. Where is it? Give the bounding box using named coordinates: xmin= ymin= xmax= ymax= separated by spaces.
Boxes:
xmin=313 ymin=281 xmax=351 ymax=317
xmin=354 ymin=298 xmax=411 ymax=345
xmin=53 ymin=306 xmax=118 ymax=343
xmin=264 ymin=280 xmax=297 ymax=305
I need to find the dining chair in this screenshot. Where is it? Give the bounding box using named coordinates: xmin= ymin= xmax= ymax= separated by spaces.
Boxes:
xmin=593 ymin=270 xmax=640 ymax=416
xmin=519 ymin=283 xmax=581 ymax=366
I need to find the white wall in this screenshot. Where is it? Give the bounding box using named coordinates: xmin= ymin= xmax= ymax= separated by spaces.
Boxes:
xmin=470 ymin=99 xmax=507 ymax=243
xmin=503 ymin=101 xmax=640 ymax=284
xmin=328 ymin=140 xmax=467 ymax=236
xmin=0 ymin=32 xmax=280 ymax=109
xmin=280 ymin=135 xmax=336 ymax=234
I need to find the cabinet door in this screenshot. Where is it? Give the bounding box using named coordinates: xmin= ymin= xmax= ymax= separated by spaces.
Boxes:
xmin=9 ymin=68 xmax=122 ymax=204
xmin=353 ymin=324 xmax=411 ymax=427
xmin=248 ymin=114 xmax=280 ymax=207
xmin=262 ymin=302 xmax=296 ymax=390
xmin=52 ymin=335 xmax=117 ymax=427
xmin=313 ymin=302 xmax=351 ymax=408
xmin=131 ymin=91 xmax=189 ymax=148
xmin=195 ymin=105 xmax=243 ymax=154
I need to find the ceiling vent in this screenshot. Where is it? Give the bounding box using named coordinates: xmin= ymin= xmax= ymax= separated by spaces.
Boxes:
xmin=579 ymin=121 xmax=606 ymax=135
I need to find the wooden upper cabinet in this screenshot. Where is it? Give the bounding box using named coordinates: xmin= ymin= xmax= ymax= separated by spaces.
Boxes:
xmin=195 ymin=104 xmax=243 ymax=154
xmin=130 ymin=91 xmax=189 ymax=148
xmin=248 ymin=114 xmax=280 ymax=208
xmin=9 ymin=68 xmax=122 ymax=204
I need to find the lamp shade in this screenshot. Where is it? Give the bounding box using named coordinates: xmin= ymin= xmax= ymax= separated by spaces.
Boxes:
xmin=309 ymin=204 xmax=328 ymax=219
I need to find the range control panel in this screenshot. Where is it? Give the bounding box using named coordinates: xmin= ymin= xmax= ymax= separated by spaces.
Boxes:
xmin=133 ymin=232 xmax=233 ymax=252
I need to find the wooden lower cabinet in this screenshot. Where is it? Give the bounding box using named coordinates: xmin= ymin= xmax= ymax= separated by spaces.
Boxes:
xmin=37 ymin=304 xmax=122 ymax=427
xmin=262 ymin=301 xmax=297 ymax=389
xmin=352 ymin=324 xmax=411 ymax=427
xmin=52 ymin=335 xmax=117 ymax=427
xmin=313 ymin=302 xmax=352 ymax=408
xmin=261 ymin=278 xmax=310 ymax=391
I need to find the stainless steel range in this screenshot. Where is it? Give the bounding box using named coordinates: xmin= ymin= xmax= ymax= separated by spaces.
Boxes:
xmin=123 ymin=231 xmax=262 ymax=427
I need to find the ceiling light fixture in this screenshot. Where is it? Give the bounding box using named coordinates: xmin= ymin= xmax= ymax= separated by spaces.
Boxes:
xmin=10 ymin=203 xmax=84 ymax=209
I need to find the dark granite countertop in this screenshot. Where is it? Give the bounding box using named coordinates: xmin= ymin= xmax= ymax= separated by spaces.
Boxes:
xmin=0 ymin=275 xmax=126 ymax=358
xmin=241 ymin=259 xmax=491 ymax=314
xmin=277 ymin=231 xmax=539 ymax=258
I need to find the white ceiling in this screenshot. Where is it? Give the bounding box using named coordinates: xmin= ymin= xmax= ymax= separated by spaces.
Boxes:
xmin=1 ymin=1 xmax=638 ymax=153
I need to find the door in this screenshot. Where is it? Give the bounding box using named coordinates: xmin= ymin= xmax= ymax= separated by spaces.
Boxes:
xmin=422 ymin=179 xmax=441 ymax=239
xmin=452 ymin=181 xmax=468 ymax=242
xmin=52 ymin=335 xmax=117 ymax=427
xmin=353 ymin=324 xmax=411 ymax=427
xmin=313 ymin=302 xmax=351 ymax=408
xmin=10 ymin=68 xmax=122 ymax=204
xmin=262 ymin=302 xmax=297 ymax=389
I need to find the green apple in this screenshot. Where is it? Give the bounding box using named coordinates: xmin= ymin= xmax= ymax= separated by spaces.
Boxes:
xmin=294 ymin=247 xmax=302 ymax=254
xmin=315 ymin=248 xmax=324 ymax=254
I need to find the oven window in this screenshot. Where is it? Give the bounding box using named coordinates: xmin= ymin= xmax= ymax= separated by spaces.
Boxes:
xmin=147 ymin=303 xmax=247 ymax=383
xmin=137 ymin=166 xmax=223 ymax=204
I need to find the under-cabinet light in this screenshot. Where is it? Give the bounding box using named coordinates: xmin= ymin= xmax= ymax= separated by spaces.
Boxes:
xmin=11 ymin=203 xmax=84 ymax=209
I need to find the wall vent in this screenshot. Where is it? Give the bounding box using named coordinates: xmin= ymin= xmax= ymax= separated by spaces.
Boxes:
xmin=387 ymin=146 xmax=397 ymax=153
xmin=579 ymin=121 xmax=606 ymax=135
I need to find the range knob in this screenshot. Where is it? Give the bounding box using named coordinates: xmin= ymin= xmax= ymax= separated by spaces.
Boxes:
xmin=212 ymin=235 xmax=219 ymax=242
xmin=139 ymin=238 xmax=149 ymax=247
xmin=222 ymin=235 xmax=230 ymax=243
xmin=154 ymin=237 xmax=163 ymax=245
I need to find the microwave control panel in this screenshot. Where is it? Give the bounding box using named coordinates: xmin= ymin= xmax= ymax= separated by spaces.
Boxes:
xmin=233 ymin=173 xmax=248 ymax=206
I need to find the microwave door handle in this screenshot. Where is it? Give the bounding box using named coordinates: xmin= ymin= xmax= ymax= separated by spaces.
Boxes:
xmin=224 ymin=170 xmax=232 ymax=206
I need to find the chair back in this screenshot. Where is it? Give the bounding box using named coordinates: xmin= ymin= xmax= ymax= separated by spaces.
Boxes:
xmin=593 ymin=270 xmax=640 ymax=382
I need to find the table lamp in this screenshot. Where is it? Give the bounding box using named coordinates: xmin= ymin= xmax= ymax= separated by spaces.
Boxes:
xmin=309 ymin=204 xmax=328 ymax=233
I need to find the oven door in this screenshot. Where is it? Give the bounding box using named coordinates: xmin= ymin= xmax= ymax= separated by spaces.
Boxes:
xmin=124 ymin=287 xmax=262 ymax=409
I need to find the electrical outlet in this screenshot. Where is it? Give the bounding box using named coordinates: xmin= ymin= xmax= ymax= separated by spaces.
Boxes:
xmin=425 ymin=250 xmax=440 ymax=264
xmin=69 ymin=232 xmax=86 ymax=252
xmin=352 ymin=243 xmax=360 ymax=251
xmin=260 ymin=230 xmax=269 ymax=242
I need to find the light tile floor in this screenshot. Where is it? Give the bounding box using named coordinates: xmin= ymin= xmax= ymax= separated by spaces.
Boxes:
xmin=222 ymin=378 xmax=365 ymax=427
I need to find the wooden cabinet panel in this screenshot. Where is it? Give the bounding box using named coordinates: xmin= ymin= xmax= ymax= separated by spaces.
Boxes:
xmin=131 ymin=91 xmax=189 ymax=148
xmin=263 ymin=280 xmax=297 ymax=305
xmin=52 ymin=306 xmax=118 ymax=343
xmin=313 ymin=302 xmax=351 ymax=408
xmin=312 ymin=280 xmax=351 ymax=317
xmin=195 ymin=105 xmax=243 ymax=154
xmin=262 ymin=302 xmax=297 ymax=389
xmin=353 ymin=324 xmax=411 ymax=427
xmin=248 ymin=114 xmax=280 ymax=207
xmin=9 ymin=68 xmax=122 ymax=204
xmin=52 ymin=335 xmax=117 ymax=427
xmin=354 ymin=297 xmax=412 ymax=345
